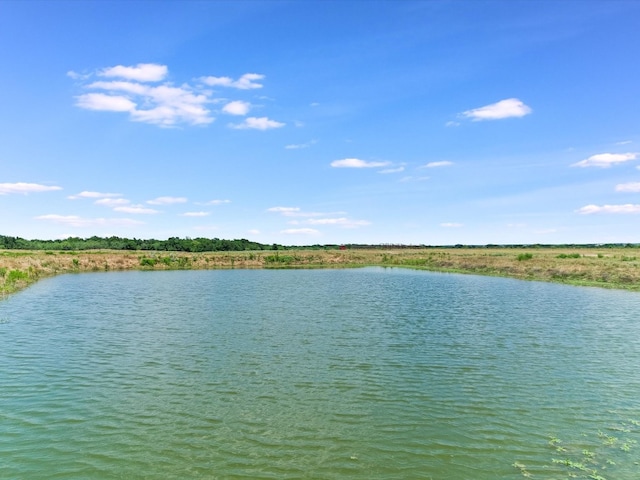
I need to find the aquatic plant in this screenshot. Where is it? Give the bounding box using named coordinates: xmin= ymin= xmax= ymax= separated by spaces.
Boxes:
xmin=519 ymin=418 xmax=640 ymax=479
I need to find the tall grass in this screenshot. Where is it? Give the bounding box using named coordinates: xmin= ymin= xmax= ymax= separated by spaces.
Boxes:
xmin=2 ymin=247 xmax=640 ymax=300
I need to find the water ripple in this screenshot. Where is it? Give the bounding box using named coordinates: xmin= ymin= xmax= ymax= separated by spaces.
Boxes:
xmin=1 ymin=268 xmax=640 ymax=478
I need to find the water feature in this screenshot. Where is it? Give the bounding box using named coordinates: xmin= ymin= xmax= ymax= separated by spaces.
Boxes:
xmin=1 ymin=267 xmax=639 ymax=479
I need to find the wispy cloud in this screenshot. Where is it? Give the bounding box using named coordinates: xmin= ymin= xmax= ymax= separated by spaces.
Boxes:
xmin=68 ymin=191 xmax=122 ymax=200
xmin=302 ymin=217 xmax=370 ymax=228
xmin=285 ymin=139 xmax=317 ymax=150
xmin=146 ymin=196 xmax=187 ymax=205
xmin=615 ymin=182 xmax=640 ymax=193
xmin=95 ymin=198 xmax=130 ymax=207
xmin=268 ymin=206 xmax=300 ymax=215
xmin=268 ymin=206 xmax=346 ymax=218
xmin=230 ymin=116 xmax=285 ymax=130
xmin=199 ymin=73 xmax=264 ymax=90
xmin=280 ymin=228 xmax=320 ymax=235
xmin=222 ymin=100 xmax=251 ymax=116
xmin=378 ymin=166 xmax=405 ymax=174
xmin=330 ymin=158 xmax=391 ymax=168
xmin=99 ymin=63 xmax=168 ymax=82
xmin=572 ymin=152 xmax=637 ymax=168
xmin=461 ymin=98 xmax=532 ymax=121
xmin=198 ymin=199 xmax=231 ymax=206
xmin=422 ymin=161 xmax=453 ymax=168
xmin=35 ymin=214 xmax=143 ymax=227
xmin=399 ymin=176 xmax=429 ymax=182
xmin=248 ymin=229 xmax=261 ymax=235
xmin=440 ymin=222 xmax=463 ymax=228
xmin=577 ymin=204 xmax=640 ymax=214
xmin=0 ymin=182 xmax=62 ymax=195
xmin=113 ymin=205 xmax=160 ymax=214
xmin=91 ymin=197 xmax=159 ymax=214
xmin=181 ymin=211 xmax=210 ymax=217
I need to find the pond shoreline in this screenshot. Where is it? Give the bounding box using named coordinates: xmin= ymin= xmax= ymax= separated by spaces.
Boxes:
xmin=2 ymin=247 xmax=640 ymax=299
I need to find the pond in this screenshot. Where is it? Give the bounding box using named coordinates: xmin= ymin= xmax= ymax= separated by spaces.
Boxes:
xmin=1 ymin=267 xmax=639 ymax=479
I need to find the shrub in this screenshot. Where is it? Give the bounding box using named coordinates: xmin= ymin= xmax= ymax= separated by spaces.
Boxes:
xmin=516 ymin=253 xmax=534 ymax=261
xmin=139 ymin=257 xmax=157 ymax=267
xmin=557 ymin=253 xmax=581 ymax=259
xmin=6 ymin=269 xmax=28 ymax=282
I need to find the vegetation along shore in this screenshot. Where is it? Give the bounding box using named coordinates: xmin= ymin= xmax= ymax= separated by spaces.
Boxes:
xmin=2 ymin=243 xmax=640 ymax=300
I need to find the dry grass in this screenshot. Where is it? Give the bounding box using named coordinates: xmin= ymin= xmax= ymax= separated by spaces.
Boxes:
xmin=2 ymin=247 xmax=640 ymax=299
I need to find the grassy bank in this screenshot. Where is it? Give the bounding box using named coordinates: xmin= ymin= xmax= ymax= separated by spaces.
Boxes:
xmin=2 ymin=247 xmax=640 ymax=300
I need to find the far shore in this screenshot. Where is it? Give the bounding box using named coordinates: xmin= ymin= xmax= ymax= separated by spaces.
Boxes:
xmin=2 ymin=247 xmax=640 ymax=300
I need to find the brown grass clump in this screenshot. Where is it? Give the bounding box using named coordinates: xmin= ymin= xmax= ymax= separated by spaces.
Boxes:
xmin=2 ymin=247 xmax=640 ymax=300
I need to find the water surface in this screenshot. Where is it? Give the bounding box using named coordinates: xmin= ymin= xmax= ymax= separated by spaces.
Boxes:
xmin=1 ymin=268 xmax=639 ymax=479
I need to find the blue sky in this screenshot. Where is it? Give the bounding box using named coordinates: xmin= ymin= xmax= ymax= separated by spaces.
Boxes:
xmin=1 ymin=1 xmax=639 ymax=245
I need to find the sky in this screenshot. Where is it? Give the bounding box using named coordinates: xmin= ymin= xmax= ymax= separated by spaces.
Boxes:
xmin=1 ymin=0 xmax=640 ymax=245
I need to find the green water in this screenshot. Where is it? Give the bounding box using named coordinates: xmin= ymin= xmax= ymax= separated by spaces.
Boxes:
xmin=1 ymin=268 xmax=639 ymax=479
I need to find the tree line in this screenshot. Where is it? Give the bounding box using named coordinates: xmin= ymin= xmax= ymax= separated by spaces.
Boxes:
xmin=1 ymin=234 xmax=638 ymax=252
xmin=0 ymin=235 xmax=280 ymax=252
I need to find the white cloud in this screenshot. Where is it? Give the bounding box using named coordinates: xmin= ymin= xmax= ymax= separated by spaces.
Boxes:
xmin=440 ymin=222 xmax=463 ymax=228
xmin=35 ymin=214 xmax=143 ymax=227
xmin=378 ymin=167 xmax=405 ymax=174
xmin=181 ymin=211 xmax=210 ymax=217
xmin=268 ymin=206 xmax=300 ymax=215
xmin=230 ymin=116 xmax=285 ymax=130
xmin=200 ymin=73 xmax=264 ymax=90
xmin=248 ymin=229 xmax=261 ymax=235
xmin=615 ymin=182 xmax=640 ymax=192
xmin=147 ymin=196 xmax=188 ymax=205
xmin=75 ymin=70 xmax=212 ymax=126
xmin=285 ymin=139 xmax=317 ymax=150
xmin=304 ymin=217 xmax=370 ymax=228
xmin=422 ymin=161 xmax=453 ymax=168
xmin=199 ymin=199 xmax=231 ymax=205
xmin=0 ymin=182 xmax=62 ymax=195
xmin=330 ymin=158 xmax=391 ymax=168
xmin=572 ymin=152 xmax=637 ymax=168
xmin=67 ymin=70 xmax=90 ymax=80
xmin=95 ymin=198 xmax=130 ymax=207
xmin=99 ymin=63 xmax=168 ymax=82
xmin=577 ymin=204 xmax=640 ymax=214
xmin=75 ymin=93 xmax=137 ymax=112
xmin=399 ymin=176 xmax=430 ymax=182
xmin=461 ymin=98 xmax=532 ymax=121
xmin=72 ymin=66 xmax=282 ymax=128
xmin=222 ymin=100 xmax=251 ymax=116
xmin=280 ymin=228 xmax=320 ymax=235
xmin=68 ymin=191 xmax=122 ymax=200
xmin=131 ymin=85 xmax=211 ymax=126
xmin=445 ymin=120 xmax=460 ymax=127
xmin=113 ymin=205 xmax=160 ymax=214
xmin=87 ymin=80 xmax=149 ymax=95
xmin=616 ymin=140 xmax=632 ymax=145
